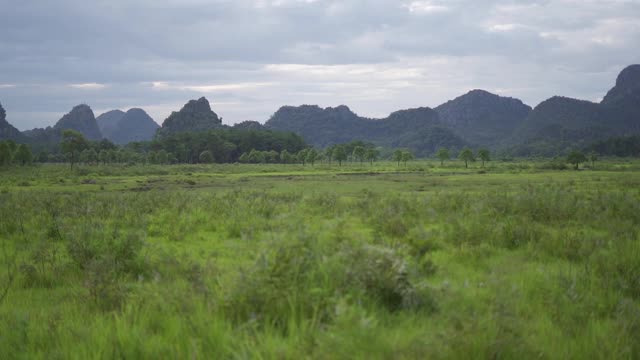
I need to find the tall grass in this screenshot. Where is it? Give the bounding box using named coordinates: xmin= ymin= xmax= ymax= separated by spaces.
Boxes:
xmin=0 ymin=162 xmax=639 ymax=358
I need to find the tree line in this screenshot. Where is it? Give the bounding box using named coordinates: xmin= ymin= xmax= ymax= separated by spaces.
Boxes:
xmin=434 ymin=147 xmax=491 ymax=168
xmin=0 ymin=132 xmax=609 ymax=171
xmin=0 ymin=140 xmax=35 ymax=166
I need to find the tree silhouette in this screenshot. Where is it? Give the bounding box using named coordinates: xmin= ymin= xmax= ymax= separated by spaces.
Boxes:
xmin=393 ymin=149 xmax=403 ymax=166
xmin=333 ymin=146 xmax=347 ymax=166
xmin=588 ymin=151 xmax=598 ymax=169
xmin=458 ymin=147 xmax=475 ymax=168
xmin=60 ymin=130 xmax=89 ymax=170
xmin=567 ymin=150 xmax=587 ymax=170
xmin=401 ymin=151 xmax=414 ymax=166
xmin=199 ymin=150 xmax=214 ymax=163
xmin=436 ymin=147 xmax=450 ymax=166
xmin=365 ymin=148 xmax=380 ymax=165
xmin=477 ymin=148 xmax=490 ymax=167
xmin=14 ymin=144 xmax=32 ymax=166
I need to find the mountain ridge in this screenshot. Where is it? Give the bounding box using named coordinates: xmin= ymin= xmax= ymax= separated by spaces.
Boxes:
xmin=0 ymin=102 xmax=25 ymax=141
xmin=265 ymin=104 xmax=467 ymax=156
xmin=157 ymin=97 xmax=222 ymax=137
xmin=97 ymin=108 xmax=159 ymax=144
xmin=53 ymin=104 xmax=103 ymax=140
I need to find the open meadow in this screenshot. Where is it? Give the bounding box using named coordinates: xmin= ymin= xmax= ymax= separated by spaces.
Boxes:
xmin=1 ymin=159 xmax=640 ymax=359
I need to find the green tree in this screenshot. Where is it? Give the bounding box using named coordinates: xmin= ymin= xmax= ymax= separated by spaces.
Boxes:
xmin=248 ymin=149 xmax=265 ymax=164
xmin=80 ymin=149 xmax=91 ymax=164
xmin=107 ymin=149 xmax=118 ymax=164
xmin=588 ymin=151 xmax=598 ymax=169
xmin=324 ymin=147 xmax=334 ymax=165
xmin=37 ymin=151 xmax=49 ymax=163
xmin=458 ymin=147 xmax=475 ymax=168
xmin=87 ymin=148 xmax=98 ymax=165
xmin=146 ymin=151 xmax=157 ymax=165
xmin=567 ymin=150 xmax=587 ymax=170
xmin=199 ymin=150 xmax=214 ymax=163
xmin=352 ymin=146 xmax=366 ymax=164
xmin=401 ymin=150 xmax=414 ymax=166
xmin=156 ymin=150 xmax=169 ymax=165
xmin=436 ymin=147 xmax=450 ymax=166
xmin=333 ymin=145 xmax=347 ymax=166
xmin=239 ymin=152 xmax=249 ymax=163
xmin=297 ymin=149 xmax=309 ymax=165
xmin=393 ymin=149 xmax=403 ymax=166
xmin=5 ymin=140 xmax=17 ymax=161
xmin=98 ymin=138 xmax=117 ymax=152
xmin=98 ymin=150 xmax=109 ymax=165
xmin=116 ymin=149 xmax=128 ymax=163
xmin=14 ymin=144 xmax=32 ymax=166
xmin=266 ymin=150 xmax=279 ymax=164
xmin=305 ymin=148 xmax=318 ymax=166
xmin=280 ymin=149 xmax=293 ymax=164
xmin=0 ymin=142 xmax=11 ymax=166
xmin=365 ymin=148 xmax=380 ymax=165
xmin=61 ymin=130 xmax=89 ymax=170
xmin=478 ymin=148 xmax=490 ymax=167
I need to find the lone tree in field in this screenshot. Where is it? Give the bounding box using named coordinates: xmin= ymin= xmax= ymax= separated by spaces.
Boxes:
xmin=61 ymin=130 xmax=89 ymax=170
xmin=588 ymin=151 xmax=598 ymax=169
xmin=567 ymin=150 xmax=587 ymax=170
xmin=352 ymin=146 xmax=366 ymax=164
xmin=436 ymin=147 xmax=450 ymax=166
xmin=393 ymin=149 xmax=403 ymax=166
xmin=478 ymin=148 xmax=490 ymax=167
xmin=401 ymin=151 xmax=414 ymax=166
xmin=333 ymin=145 xmax=347 ymax=166
xmin=365 ymin=148 xmax=380 ymax=165
xmin=14 ymin=144 xmax=33 ymax=166
xmin=458 ymin=147 xmax=475 ymax=168
xmin=199 ymin=150 xmax=214 ymax=163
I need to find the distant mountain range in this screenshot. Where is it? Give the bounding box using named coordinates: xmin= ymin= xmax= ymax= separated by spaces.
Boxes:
xmin=265 ymin=64 xmax=640 ymax=155
xmin=505 ymin=64 xmax=640 ymax=156
xmin=265 ymin=105 xmax=466 ymax=156
xmin=1 ymin=64 xmax=639 ymax=156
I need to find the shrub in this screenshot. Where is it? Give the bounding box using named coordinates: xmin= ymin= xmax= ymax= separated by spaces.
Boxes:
xmin=66 ymin=224 xmax=148 ymax=309
xmin=337 ymin=244 xmax=436 ymax=312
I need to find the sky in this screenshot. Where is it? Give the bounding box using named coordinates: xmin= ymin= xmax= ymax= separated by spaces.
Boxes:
xmin=0 ymin=0 xmax=639 ymax=130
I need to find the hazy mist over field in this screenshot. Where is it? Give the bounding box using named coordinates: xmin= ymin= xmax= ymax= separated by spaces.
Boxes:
xmin=1 ymin=0 xmax=639 ymax=129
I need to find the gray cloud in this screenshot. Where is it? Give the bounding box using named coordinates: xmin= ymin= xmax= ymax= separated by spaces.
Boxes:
xmin=0 ymin=0 xmax=638 ymax=130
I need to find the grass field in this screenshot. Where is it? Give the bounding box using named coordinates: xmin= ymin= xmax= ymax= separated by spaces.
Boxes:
xmin=1 ymin=160 xmax=640 ymax=359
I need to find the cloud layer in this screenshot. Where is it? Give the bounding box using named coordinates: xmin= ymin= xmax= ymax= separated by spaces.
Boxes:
xmin=0 ymin=0 xmax=638 ymax=130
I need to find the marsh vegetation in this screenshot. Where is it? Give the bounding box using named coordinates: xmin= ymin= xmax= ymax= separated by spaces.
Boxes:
xmin=1 ymin=160 xmax=640 ymax=358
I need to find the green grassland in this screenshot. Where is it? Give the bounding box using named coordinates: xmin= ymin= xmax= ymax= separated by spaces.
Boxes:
xmin=1 ymin=160 xmax=640 ymax=359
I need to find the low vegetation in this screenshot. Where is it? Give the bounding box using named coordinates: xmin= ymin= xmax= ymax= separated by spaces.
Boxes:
xmin=1 ymin=159 xmax=639 ymax=358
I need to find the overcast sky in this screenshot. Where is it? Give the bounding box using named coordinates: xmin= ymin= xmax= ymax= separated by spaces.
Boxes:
xmin=1 ymin=0 xmax=639 ymax=130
